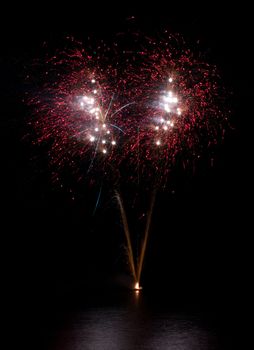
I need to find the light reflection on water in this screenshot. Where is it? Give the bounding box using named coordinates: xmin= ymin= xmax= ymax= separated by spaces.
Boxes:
xmin=47 ymin=294 xmax=219 ymax=350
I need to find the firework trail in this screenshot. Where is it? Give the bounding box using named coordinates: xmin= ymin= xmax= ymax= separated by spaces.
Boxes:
xmin=115 ymin=191 xmax=137 ymax=283
xmin=137 ymin=189 xmax=156 ymax=284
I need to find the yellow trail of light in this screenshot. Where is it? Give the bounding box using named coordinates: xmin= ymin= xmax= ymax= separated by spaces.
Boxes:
xmin=137 ymin=190 xmax=156 ymax=283
xmin=115 ymin=191 xmax=137 ymax=283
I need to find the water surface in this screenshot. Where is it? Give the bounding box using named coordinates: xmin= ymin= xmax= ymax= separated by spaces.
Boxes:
xmin=39 ymin=290 xmax=231 ymax=350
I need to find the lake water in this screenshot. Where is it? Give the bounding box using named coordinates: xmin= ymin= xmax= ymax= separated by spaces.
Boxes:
xmin=39 ymin=290 xmax=233 ymax=350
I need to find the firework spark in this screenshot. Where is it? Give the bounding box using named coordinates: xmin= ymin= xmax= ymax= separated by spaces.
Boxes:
xmin=151 ymin=79 xmax=182 ymax=147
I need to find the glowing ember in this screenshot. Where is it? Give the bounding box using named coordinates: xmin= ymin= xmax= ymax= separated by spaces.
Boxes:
xmin=134 ymin=282 xmax=142 ymax=290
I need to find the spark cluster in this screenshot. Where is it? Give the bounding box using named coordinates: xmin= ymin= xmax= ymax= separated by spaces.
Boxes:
xmin=152 ymin=78 xmax=182 ymax=147
xmin=77 ymin=79 xmax=117 ymax=155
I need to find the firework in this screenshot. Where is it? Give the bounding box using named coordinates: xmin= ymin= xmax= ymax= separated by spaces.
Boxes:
xmin=27 ymin=32 xmax=228 ymax=289
xmin=28 ymin=34 xmax=226 ymax=187
xmin=27 ymin=39 xmax=133 ymax=185
xmin=120 ymin=32 xmax=226 ymax=187
xmin=117 ymin=32 xmax=226 ymax=288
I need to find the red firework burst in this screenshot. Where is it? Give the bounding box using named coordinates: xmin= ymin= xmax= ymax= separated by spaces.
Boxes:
xmin=27 ymin=38 xmax=134 ymax=184
xmin=119 ymin=32 xmax=227 ymax=185
xmin=27 ymin=32 xmax=228 ymax=188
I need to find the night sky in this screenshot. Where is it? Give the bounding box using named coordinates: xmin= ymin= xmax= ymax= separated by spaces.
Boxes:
xmin=2 ymin=2 xmax=252 ymax=316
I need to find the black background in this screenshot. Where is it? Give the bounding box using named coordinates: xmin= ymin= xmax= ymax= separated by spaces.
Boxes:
xmin=2 ymin=2 xmax=252 ymax=321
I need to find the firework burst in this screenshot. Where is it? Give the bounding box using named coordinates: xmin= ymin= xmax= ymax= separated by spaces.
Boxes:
xmin=118 ymin=32 xmax=227 ymax=187
xmin=27 ymin=33 xmax=227 ymax=188
xmin=27 ymin=39 xmax=134 ymax=186
xmin=25 ymin=32 xmax=228 ymax=188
